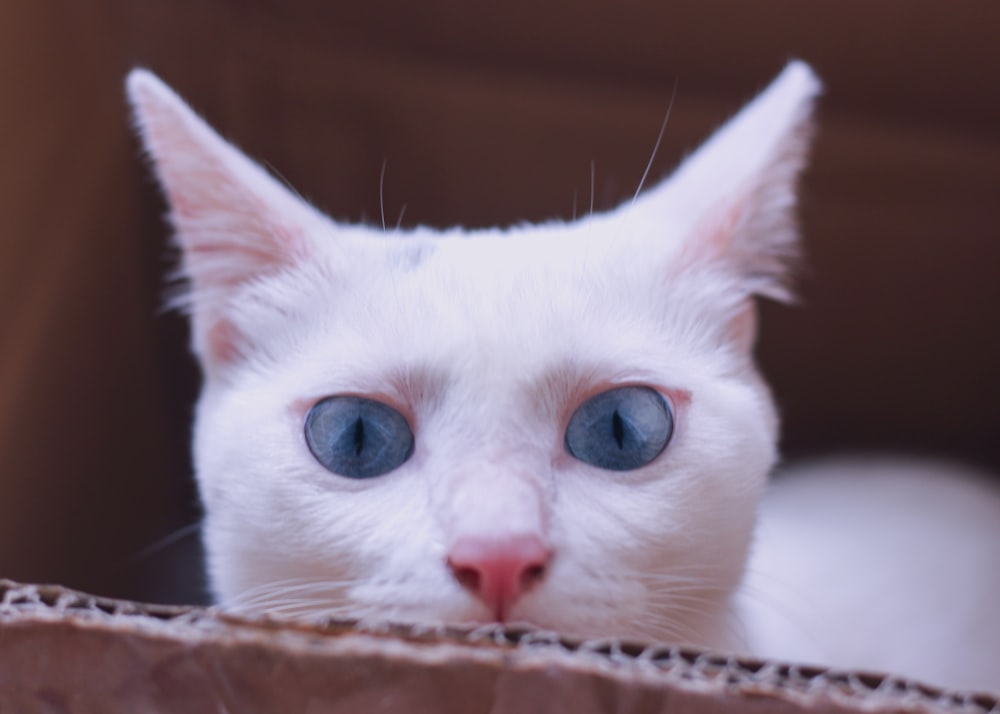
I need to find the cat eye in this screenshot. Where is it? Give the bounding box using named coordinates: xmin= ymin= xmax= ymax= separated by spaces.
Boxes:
xmin=304 ymin=396 xmax=414 ymax=479
xmin=565 ymin=386 xmax=673 ymax=471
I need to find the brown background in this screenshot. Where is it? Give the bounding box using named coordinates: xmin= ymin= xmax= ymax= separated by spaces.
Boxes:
xmin=1 ymin=1 xmax=998 ymax=605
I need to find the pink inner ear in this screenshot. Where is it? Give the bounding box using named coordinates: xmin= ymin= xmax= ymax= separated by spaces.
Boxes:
xmin=694 ymin=200 xmax=746 ymax=264
xmin=668 ymin=199 xmax=746 ymax=279
xmin=204 ymin=318 xmax=246 ymax=370
xmin=142 ymin=100 xmax=307 ymax=283
xmin=178 ymin=199 xmax=305 ymax=277
xmin=164 ymin=165 xmax=305 ymax=278
xmin=727 ymin=302 xmax=758 ymax=352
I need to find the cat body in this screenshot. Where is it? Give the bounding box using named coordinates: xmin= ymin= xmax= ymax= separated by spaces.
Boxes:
xmin=127 ymin=62 xmax=1000 ymax=693
xmin=744 ymin=460 xmax=1000 ymax=691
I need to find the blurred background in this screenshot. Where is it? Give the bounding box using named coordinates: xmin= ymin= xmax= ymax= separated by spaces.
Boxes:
xmin=1 ymin=1 xmax=997 ymax=606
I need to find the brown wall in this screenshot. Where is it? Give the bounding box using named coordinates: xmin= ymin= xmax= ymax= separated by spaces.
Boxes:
xmin=1 ymin=0 xmax=998 ymax=604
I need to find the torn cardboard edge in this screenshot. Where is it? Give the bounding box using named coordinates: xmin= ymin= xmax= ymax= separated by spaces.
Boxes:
xmin=0 ymin=580 xmax=995 ymax=714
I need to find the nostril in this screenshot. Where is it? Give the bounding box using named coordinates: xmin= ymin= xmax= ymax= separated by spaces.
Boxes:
xmin=520 ymin=561 xmax=546 ymax=591
xmin=449 ymin=562 xmax=481 ymax=594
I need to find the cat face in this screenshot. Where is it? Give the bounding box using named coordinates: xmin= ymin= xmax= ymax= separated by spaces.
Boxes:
xmin=128 ymin=62 xmax=819 ymax=648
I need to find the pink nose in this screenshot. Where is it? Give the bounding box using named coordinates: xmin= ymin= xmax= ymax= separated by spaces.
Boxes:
xmin=447 ymin=534 xmax=551 ymax=621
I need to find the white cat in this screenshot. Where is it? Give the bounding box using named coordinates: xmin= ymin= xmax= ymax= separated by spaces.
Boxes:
xmin=127 ymin=62 xmax=1000 ymax=693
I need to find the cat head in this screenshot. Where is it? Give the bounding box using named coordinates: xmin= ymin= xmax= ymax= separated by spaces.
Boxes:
xmin=127 ymin=62 xmax=820 ymax=647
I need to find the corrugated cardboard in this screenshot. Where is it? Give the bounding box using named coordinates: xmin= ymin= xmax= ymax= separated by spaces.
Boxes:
xmin=0 ymin=580 xmax=995 ymax=713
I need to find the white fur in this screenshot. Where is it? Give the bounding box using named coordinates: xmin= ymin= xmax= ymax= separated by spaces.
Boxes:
xmin=127 ymin=63 xmax=1000 ymax=693
xmin=744 ymin=459 xmax=1000 ymax=692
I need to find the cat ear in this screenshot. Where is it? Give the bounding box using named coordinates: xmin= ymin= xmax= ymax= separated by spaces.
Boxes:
xmin=126 ymin=69 xmax=326 ymax=374
xmin=637 ymin=61 xmax=822 ymax=305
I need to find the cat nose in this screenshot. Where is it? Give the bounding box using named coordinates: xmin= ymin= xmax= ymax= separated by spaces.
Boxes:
xmin=447 ymin=534 xmax=551 ymax=622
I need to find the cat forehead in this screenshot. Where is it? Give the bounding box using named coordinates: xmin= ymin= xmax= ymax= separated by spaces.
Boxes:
xmin=307 ymin=214 xmax=688 ymax=344
xmin=335 ymin=207 xmax=687 ymax=288
xmin=285 ymin=215 xmax=716 ymax=389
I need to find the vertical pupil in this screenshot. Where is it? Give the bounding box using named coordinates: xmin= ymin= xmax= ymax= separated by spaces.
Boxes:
xmin=353 ymin=417 xmax=365 ymax=456
xmin=612 ymin=410 xmax=625 ymax=449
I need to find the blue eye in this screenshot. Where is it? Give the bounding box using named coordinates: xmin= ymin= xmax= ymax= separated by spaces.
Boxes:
xmin=305 ymin=397 xmax=414 ymax=479
xmin=565 ymin=387 xmax=673 ymax=471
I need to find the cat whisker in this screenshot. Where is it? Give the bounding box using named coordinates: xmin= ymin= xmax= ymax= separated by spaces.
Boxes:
xmin=644 ymin=588 xmax=718 ymax=611
xmin=739 ymin=567 xmax=817 ymax=615
xmin=634 ymin=581 xmax=733 ymax=597
xmin=222 ymin=574 xmax=336 ymax=596
xmin=619 ymin=563 xmax=722 ymax=580
xmin=628 ymin=612 xmax=699 ymax=645
xmin=731 ymin=569 xmax=822 ymax=646
xmin=635 ymin=563 xmax=736 ymax=577
xmin=647 ymin=593 xmax=728 ymax=612
xmin=621 ymin=575 xmax=753 ymax=650
xmin=650 ymin=596 xmax=723 ymax=615
xmin=379 ymin=159 xmax=388 ymax=232
xmin=263 ymin=160 xmax=309 ymax=204
xmin=589 ymin=159 xmax=595 ymax=216
xmin=230 ymin=585 xmax=353 ymax=607
xmin=227 ymin=589 xmax=340 ymax=610
xmin=639 ymin=607 xmax=743 ymax=651
xmin=632 ymin=79 xmax=678 ymax=204
xmin=219 ymin=576 xmax=358 ymax=611
xmin=632 ymin=568 xmax=726 ymax=582
xmin=124 ymin=521 xmax=202 ymax=565
xmin=635 ymin=579 xmax=729 ymax=591
xmin=395 ymin=203 xmax=408 ymax=231
xmin=262 ymin=600 xmax=357 ymax=616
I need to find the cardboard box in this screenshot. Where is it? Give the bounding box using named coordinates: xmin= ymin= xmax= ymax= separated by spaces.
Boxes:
xmin=1 ymin=580 xmax=995 ymax=713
